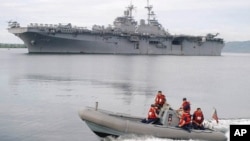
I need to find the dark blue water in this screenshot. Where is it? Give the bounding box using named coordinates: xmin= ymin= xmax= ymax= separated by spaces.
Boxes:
xmin=1 ymin=48 xmax=250 ymax=141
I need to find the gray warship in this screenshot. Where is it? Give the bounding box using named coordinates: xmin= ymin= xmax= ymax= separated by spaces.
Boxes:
xmin=8 ymin=1 xmax=224 ymax=55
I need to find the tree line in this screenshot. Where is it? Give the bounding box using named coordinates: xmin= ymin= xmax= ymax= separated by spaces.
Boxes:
xmin=0 ymin=43 xmax=26 ymax=48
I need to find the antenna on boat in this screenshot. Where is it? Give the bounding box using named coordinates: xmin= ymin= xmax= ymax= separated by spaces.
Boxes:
xmin=95 ymin=101 xmax=98 ymax=111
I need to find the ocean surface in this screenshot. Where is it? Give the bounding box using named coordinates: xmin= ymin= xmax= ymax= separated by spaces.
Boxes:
xmin=1 ymin=48 xmax=250 ymax=141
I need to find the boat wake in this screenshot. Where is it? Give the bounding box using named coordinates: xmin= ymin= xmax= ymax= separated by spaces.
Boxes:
xmin=104 ymin=118 xmax=250 ymax=141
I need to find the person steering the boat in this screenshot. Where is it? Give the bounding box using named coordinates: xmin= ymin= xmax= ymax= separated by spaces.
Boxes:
xmin=176 ymin=97 xmax=191 ymax=117
xmin=154 ymin=90 xmax=166 ymax=108
xmin=141 ymin=104 xmax=161 ymax=125
xmin=192 ymin=108 xmax=205 ymax=130
xmin=180 ymin=97 xmax=191 ymax=113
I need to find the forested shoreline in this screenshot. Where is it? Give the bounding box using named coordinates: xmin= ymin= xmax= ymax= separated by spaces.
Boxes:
xmin=0 ymin=43 xmax=26 ymax=48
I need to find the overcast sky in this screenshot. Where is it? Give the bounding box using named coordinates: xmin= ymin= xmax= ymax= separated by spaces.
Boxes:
xmin=1 ymin=0 xmax=250 ymax=43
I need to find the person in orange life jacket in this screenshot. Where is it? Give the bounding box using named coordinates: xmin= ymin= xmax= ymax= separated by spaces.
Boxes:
xmin=192 ymin=108 xmax=205 ymax=130
xmin=154 ymin=91 xmax=166 ymax=108
xmin=178 ymin=108 xmax=192 ymax=132
xmin=180 ymin=97 xmax=191 ymax=113
xmin=141 ymin=104 xmax=161 ymax=124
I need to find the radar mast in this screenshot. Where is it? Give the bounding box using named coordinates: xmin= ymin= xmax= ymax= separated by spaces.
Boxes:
xmin=145 ymin=0 xmax=154 ymax=25
xmin=126 ymin=3 xmax=136 ymax=18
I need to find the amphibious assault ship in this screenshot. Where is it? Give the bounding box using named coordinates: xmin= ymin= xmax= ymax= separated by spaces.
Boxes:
xmin=7 ymin=1 xmax=224 ymax=55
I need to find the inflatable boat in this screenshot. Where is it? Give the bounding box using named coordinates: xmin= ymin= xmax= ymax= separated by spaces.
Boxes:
xmin=79 ymin=105 xmax=227 ymax=141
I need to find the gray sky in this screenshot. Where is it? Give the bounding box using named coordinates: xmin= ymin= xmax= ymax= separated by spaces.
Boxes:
xmin=1 ymin=0 xmax=250 ymax=43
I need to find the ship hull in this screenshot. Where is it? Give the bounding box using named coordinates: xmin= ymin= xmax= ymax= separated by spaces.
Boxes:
xmin=9 ymin=28 xmax=224 ymax=56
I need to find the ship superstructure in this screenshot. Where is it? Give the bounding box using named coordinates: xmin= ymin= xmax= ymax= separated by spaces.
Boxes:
xmin=8 ymin=0 xmax=224 ymax=55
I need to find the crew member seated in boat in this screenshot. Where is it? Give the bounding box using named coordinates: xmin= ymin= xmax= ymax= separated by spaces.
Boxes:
xmin=178 ymin=108 xmax=192 ymax=132
xmin=154 ymin=90 xmax=166 ymax=108
xmin=141 ymin=104 xmax=161 ymax=125
xmin=192 ymin=108 xmax=205 ymax=130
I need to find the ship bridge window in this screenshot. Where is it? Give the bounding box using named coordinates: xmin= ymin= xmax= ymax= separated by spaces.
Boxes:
xmin=115 ymin=17 xmax=126 ymax=23
xmin=149 ymin=41 xmax=159 ymax=44
xmin=172 ymin=40 xmax=181 ymax=45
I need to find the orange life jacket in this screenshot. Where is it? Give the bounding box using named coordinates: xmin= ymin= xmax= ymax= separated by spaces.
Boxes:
xmin=193 ymin=111 xmax=204 ymax=124
xmin=182 ymin=101 xmax=191 ymax=113
xmin=179 ymin=112 xmax=191 ymax=127
xmin=155 ymin=94 xmax=166 ymax=105
xmin=148 ymin=107 xmax=158 ymax=119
